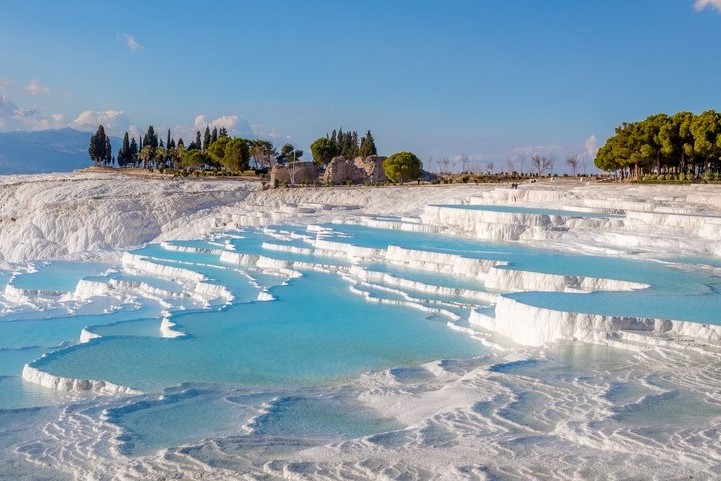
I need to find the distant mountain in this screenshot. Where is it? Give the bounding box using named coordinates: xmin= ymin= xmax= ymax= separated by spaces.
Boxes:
xmin=0 ymin=128 xmax=121 ymax=175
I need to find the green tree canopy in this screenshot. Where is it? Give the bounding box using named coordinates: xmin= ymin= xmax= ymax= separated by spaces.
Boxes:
xmin=383 ymin=151 xmax=422 ymax=183
xmin=182 ymin=149 xmax=210 ymax=170
xmin=222 ymin=137 xmax=250 ymax=172
xmin=208 ymin=136 xmax=231 ymax=165
xmin=250 ymin=140 xmax=276 ymax=170
xmin=278 ymin=143 xmax=303 ymax=164
xmin=310 ymin=137 xmax=339 ymax=165
xmin=207 ymin=136 xmax=250 ymax=171
xmin=595 ymin=110 xmax=721 ymax=179
xmin=139 ymin=145 xmax=154 ymax=169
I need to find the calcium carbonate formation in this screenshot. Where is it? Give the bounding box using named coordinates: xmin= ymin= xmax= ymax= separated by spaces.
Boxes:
xmin=3 ymin=174 xmax=721 ymax=480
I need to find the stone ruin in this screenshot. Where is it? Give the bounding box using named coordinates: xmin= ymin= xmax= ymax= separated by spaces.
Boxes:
xmin=270 ymin=155 xmax=387 ymax=187
xmin=269 ymin=162 xmax=320 ymax=186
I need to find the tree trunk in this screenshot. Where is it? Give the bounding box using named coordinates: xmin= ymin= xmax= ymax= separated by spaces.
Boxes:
xmin=680 ymin=153 xmax=686 ymax=177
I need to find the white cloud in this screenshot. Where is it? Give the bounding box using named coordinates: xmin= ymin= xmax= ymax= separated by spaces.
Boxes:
xmin=0 ymin=100 xmax=280 ymax=146
xmin=694 ymin=0 xmax=721 ymax=12
xmin=510 ymin=144 xmax=565 ymax=157
xmin=71 ymin=110 xmax=131 ymax=136
xmin=584 ymin=135 xmax=599 ymax=159
xmin=250 ymin=123 xmax=281 ymax=140
xmin=0 ymin=95 xmax=65 ymax=131
xmin=193 ymin=114 xmax=253 ymax=134
xmin=194 ymin=114 xmax=236 ymax=131
xmin=127 ymin=124 xmax=142 ymax=142
xmin=117 ymin=33 xmax=143 ymax=52
xmin=23 ymin=80 xmax=50 ymax=96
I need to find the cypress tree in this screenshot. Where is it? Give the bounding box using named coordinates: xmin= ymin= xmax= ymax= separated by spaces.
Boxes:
xmin=195 ymin=131 xmax=202 ymax=150
xmin=130 ymin=137 xmax=138 ymax=166
xmin=166 ymin=129 xmax=171 ymax=151
xmin=351 ymin=131 xmax=359 ymax=157
xmin=144 ymin=125 xmax=158 ymax=148
xmin=211 ymin=127 xmax=218 ymax=145
xmin=103 ymin=136 xmax=112 ymax=165
xmin=118 ymin=132 xmax=130 ymax=167
xmin=88 ymin=124 xmax=108 ymax=165
xmin=203 ymin=126 xmax=211 ymax=151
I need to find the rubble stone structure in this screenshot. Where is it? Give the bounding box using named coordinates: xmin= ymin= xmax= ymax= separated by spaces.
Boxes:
xmin=270 ymin=156 xmax=388 ymax=187
xmin=322 ymin=155 xmax=387 ymax=185
xmin=269 ymin=163 xmax=321 ymax=186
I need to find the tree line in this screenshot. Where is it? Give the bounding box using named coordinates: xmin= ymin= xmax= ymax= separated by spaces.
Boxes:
xmin=88 ymin=124 xmax=309 ymax=174
xmin=89 ymin=124 xmax=390 ymax=178
xmin=309 ymin=128 xmax=377 ymax=165
xmin=595 ymin=110 xmax=721 ymax=181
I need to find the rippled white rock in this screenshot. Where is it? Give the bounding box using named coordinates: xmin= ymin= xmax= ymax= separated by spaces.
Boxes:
xmin=0 ymin=173 xmax=259 ymax=263
xmin=122 ymin=252 xmax=205 ymax=282
xmin=22 ymin=364 xmax=140 ymax=395
xmin=469 ymin=296 xmax=721 ymax=346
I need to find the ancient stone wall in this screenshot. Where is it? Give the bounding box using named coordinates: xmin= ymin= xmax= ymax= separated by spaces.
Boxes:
xmin=322 ymin=156 xmax=388 ymax=185
xmin=270 ymin=163 xmax=321 ymax=187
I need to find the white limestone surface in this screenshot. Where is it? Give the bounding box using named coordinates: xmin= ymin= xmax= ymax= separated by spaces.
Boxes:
xmin=0 ymin=173 xmax=258 ymax=263
xmin=22 ymin=363 xmax=140 ymax=395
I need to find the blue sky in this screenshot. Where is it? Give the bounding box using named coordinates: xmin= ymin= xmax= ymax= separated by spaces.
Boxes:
xmin=1 ymin=0 xmax=720 ymax=172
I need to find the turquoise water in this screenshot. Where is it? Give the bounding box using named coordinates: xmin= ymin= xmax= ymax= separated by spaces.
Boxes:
xmin=11 ymin=262 xmax=108 ymax=291
xmin=325 ymin=223 xmax=716 ymax=292
xmin=434 ymin=203 xmax=617 ymax=218
xmin=32 ymin=271 xmax=483 ymax=392
xmin=365 ymin=262 xmax=488 ymax=291
xmin=3 ymin=224 xmax=720 ymax=407
xmin=0 ymin=303 xmax=161 ymax=350
xmin=508 ymin=285 xmax=721 ymax=323
xmin=2 ymin=221 xmax=721 ymax=479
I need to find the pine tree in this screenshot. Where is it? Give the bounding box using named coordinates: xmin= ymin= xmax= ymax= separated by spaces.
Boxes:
xmin=211 ymin=127 xmax=218 ymax=145
xmin=218 ymin=127 xmax=228 ymax=138
xmin=359 ymin=130 xmax=377 ymax=157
